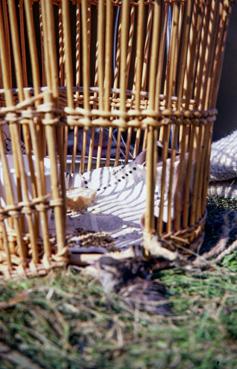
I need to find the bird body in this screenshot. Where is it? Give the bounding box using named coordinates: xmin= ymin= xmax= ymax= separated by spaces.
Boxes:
xmin=85 ymin=256 xmax=171 ymax=315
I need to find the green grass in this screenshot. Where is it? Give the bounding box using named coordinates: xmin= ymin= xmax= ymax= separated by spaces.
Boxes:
xmin=0 ymin=197 xmax=237 ymax=369
xmin=1 ymin=266 xmax=237 ymax=369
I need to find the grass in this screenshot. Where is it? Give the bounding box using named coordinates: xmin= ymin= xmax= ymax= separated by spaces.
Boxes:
xmin=0 ymin=197 xmax=237 ymax=369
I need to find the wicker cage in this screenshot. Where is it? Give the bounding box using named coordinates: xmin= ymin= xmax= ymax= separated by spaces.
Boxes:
xmin=0 ymin=0 xmax=233 ymax=277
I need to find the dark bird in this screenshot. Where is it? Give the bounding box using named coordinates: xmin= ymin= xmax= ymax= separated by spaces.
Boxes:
xmin=86 ymin=256 xmax=172 ymax=316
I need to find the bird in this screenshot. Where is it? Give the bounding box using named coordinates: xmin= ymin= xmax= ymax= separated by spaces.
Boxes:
xmin=85 ymin=256 xmax=172 ymax=315
xmin=134 ymin=141 xmax=178 ymax=166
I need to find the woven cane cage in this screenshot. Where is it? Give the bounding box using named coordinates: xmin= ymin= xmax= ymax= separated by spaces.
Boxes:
xmin=0 ymin=0 xmax=233 ymax=277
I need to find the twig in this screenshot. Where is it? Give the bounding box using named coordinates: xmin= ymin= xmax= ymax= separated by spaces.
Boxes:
xmin=0 ymin=341 xmax=45 ymax=369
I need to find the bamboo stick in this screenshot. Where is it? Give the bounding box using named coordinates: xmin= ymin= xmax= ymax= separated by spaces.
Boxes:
xmin=24 ymin=89 xmax=51 ymax=264
xmin=24 ymin=0 xmax=41 ymax=95
xmin=133 ymin=0 xmax=144 ymax=158
xmin=104 ymin=0 xmax=113 ymax=166
xmin=43 ymin=91 xmax=65 ymax=256
xmin=71 ymin=2 xmax=81 ymax=174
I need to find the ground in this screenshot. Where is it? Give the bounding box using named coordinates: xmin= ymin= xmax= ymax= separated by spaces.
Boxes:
xmin=0 ymin=198 xmax=237 ymax=369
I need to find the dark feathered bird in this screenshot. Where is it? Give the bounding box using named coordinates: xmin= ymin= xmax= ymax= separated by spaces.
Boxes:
xmin=86 ymin=256 xmax=171 ymax=315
